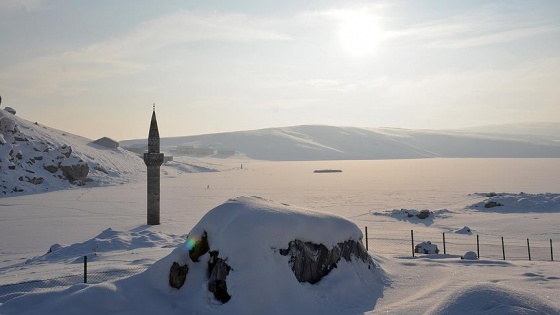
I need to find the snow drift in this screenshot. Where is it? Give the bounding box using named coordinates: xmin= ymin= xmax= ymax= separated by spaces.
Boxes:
xmin=427 ymin=283 xmax=559 ymax=314
xmin=0 ymin=197 xmax=385 ymax=315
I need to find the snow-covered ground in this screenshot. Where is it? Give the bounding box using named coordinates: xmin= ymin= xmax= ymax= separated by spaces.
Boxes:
xmin=0 ymin=157 xmax=559 ymax=314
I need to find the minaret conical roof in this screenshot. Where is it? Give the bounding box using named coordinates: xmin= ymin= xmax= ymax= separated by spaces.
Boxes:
xmin=148 ymin=109 xmax=160 ymax=153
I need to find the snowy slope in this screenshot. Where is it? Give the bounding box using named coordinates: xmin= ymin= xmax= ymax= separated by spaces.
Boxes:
xmin=0 ymin=108 xmax=145 ymax=196
xmin=121 ymin=124 xmax=560 ymax=161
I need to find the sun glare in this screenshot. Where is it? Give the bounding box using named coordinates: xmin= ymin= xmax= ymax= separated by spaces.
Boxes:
xmin=335 ymin=9 xmax=384 ymax=58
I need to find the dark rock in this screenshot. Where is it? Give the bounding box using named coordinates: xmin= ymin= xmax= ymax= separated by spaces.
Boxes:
xmin=417 ymin=210 xmax=431 ymax=219
xmin=18 ymin=176 xmax=23 ymax=181
xmin=34 ymin=156 xmax=43 ymax=161
xmin=25 ymin=169 xmax=35 ymax=174
xmin=15 ymin=152 xmax=23 ymax=159
xmin=60 ymin=162 xmax=89 ymax=183
xmin=27 ymin=177 xmax=44 ymax=185
xmin=61 ymin=146 xmax=72 ymax=158
xmin=189 ymin=231 xmax=209 ymax=262
xmin=44 ymin=164 xmax=59 ymax=173
xmin=207 ymin=251 xmax=231 ymax=303
xmin=94 ymin=165 xmax=109 ymax=174
xmin=486 ymin=192 xmax=498 ymax=197
xmin=484 ymin=201 xmax=503 ymax=208
xmin=279 ymin=239 xmax=372 ymax=284
xmin=169 ymin=262 xmax=189 ymax=289
xmin=8 ymin=165 xmax=15 ymax=170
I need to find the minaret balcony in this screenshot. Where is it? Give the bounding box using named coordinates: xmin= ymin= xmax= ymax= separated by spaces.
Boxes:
xmin=144 ymin=152 xmax=164 ymax=166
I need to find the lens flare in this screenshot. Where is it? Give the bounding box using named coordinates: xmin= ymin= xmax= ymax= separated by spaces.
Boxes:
xmin=185 ymin=238 xmax=197 ymax=251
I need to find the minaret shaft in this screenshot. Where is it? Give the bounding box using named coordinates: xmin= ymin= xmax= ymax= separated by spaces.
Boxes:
xmin=143 ymin=109 xmax=164 ymax=225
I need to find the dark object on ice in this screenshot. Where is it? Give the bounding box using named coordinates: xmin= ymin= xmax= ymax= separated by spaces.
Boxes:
xmin=169 ymin=262 xmax=189 ymax=289
xmin=207 ymin=251 xmax=232 ymax=303
xmin=486 ymin=192 xmax=498 ymax=197
xmin=313 ymin=169 xmax=342 ymax=173
xmin=415 ymin=241 xmax=439 ymax=254
xmin=417 ymin=209 xmax=431 ymax=219
xmin=279 ymin=239 xmax=372 ymax=284
xmin=484 ymin=201 xmax=503 ymax=208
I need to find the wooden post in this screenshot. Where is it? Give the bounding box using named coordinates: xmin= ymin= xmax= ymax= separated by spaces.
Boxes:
xmin=476 ymin=235 xmax=480 ymax=259
xmin=527 ymin=238 xmax=531 ymax=261
xmin=83 ymin=255 xmax=88 ymax=283
xmin=411 ymin=230 xmax=415 ymax=257
xmin=551 ymin=239 xmax=554 ymax=261
xmin=443 ymin=232 xmax=446 ymax=255
xmin=365 ymin=226 xmax=368 ymax=251
xmin=501 ymin=237 xmax=505 ymax=260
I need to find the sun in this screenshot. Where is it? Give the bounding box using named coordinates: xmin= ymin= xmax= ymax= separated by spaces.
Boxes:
xmin=335 ymin=9 xmax=384 ymax=58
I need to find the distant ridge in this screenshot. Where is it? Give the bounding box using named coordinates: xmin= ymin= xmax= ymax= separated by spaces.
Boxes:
xmin=121 ymin=124 xmax=560 ymax=161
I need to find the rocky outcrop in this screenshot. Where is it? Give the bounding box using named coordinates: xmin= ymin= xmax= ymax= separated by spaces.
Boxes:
xmin=484 ymin=201 xmax=503 ymax=208
xmin=207 ymin=251 xmax=231 ymax=303
xmin=279 ymin=239 xmax=373 ymax=284
xmin=169 ymin=262 xmax=189 ymax=289
xmin=60 ymin=161 xmax=89 ymax=184
xmin=168 ymin=231 xmax=232 ymax=303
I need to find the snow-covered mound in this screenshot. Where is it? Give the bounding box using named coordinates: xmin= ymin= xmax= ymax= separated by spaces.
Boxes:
xmin=469 ymin=192 xmax=560 ymax=213
xmin=0 ymin=108 xmax=145 ymax=196
xmin=455 ymin=226 xmax=473 ymax=235
xmin=373 ymin=208 xmax=452 ymax=225
xmin=0 ymin=197 xmax=385 ymax=315
xmin=24 ymin=228 xmax=186 ymax=265
xmin=427 ymin=283 xmax=558 ymax=314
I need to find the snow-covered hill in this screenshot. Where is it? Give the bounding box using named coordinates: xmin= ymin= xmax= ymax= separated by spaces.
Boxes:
xmin=0 ymin=108 xmax=145 ymax=196
xmin=122 ymin=124 xmax=560 ymax=161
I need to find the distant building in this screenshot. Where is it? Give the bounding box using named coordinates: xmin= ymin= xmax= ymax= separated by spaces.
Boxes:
xmin=92 ymin=137 xmax=119 ymax=148
xmin=4 ymin=107 xmax=16 ymax=115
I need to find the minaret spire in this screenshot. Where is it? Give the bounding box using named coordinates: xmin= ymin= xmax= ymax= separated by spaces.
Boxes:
xmin=143 ymin=105 xmax=164 ymax=225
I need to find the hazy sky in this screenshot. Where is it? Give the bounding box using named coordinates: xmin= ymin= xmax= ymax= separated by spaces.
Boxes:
xmin=1 ymin=0 xmax=559 ymax=140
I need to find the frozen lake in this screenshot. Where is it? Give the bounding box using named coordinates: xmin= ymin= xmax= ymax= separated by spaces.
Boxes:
xmin=1 ymin=158 xmax=559 ymax=260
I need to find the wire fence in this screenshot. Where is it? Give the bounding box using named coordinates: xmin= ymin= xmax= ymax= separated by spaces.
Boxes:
xmin=364 ymin=227 xmax=556 ymax=262
xmin=0 ymin=229 xmax=556 ymax=304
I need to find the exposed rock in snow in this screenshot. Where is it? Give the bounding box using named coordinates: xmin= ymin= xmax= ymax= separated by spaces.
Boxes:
xmin=469 ymin=192 xmax=560 ymax=213
xmin=415 ymin=241 xmax=439 ymax=254
xmin=142 ymin=196 xmax=383 ymax=312
xmin=0 ymin=108 xmax=145 ymax=196
xmin=373 ymin=208 xmax=452 ymax=226
xmin=279 ymin=239 xmax=374 ymax=284
xmin=455 ymin=226 xmax=473 ymax=235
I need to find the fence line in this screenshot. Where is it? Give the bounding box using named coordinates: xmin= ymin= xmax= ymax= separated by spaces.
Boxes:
xmin=364 ymin=227 xmax=556 ymax=262
xmin=0 ymin=230 xmax=556 ymax=304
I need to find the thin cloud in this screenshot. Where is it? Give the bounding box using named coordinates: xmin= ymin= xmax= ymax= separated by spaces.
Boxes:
xmin=0 ymin=11 xmax=292 ymax=97
xmin=388 ymin=10 xmax=560 ymax=48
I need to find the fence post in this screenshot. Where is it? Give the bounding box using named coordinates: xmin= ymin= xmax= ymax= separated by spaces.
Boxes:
xmin=501 ymin=237 xmax=505 ymax=260
xmin=551 ymin=239 xmax=554 ymax=261
xmin=442 ymin=232 xmax=446 ymax=255
xmin=476 ymin=235 xmax=480 ymax=259
xmin=365 ymin=226 xmax=368 ymax=251
xmin=411 ymin=230 xmax=415 ymax=257
xmin=527 ymin=238 xmax=531 ymax=261
xmin=83 ymin=255 xmax=88 ymax=283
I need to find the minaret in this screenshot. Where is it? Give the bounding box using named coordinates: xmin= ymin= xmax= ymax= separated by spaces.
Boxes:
xmin=143 ymin=104 xmax=164 ymax=225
